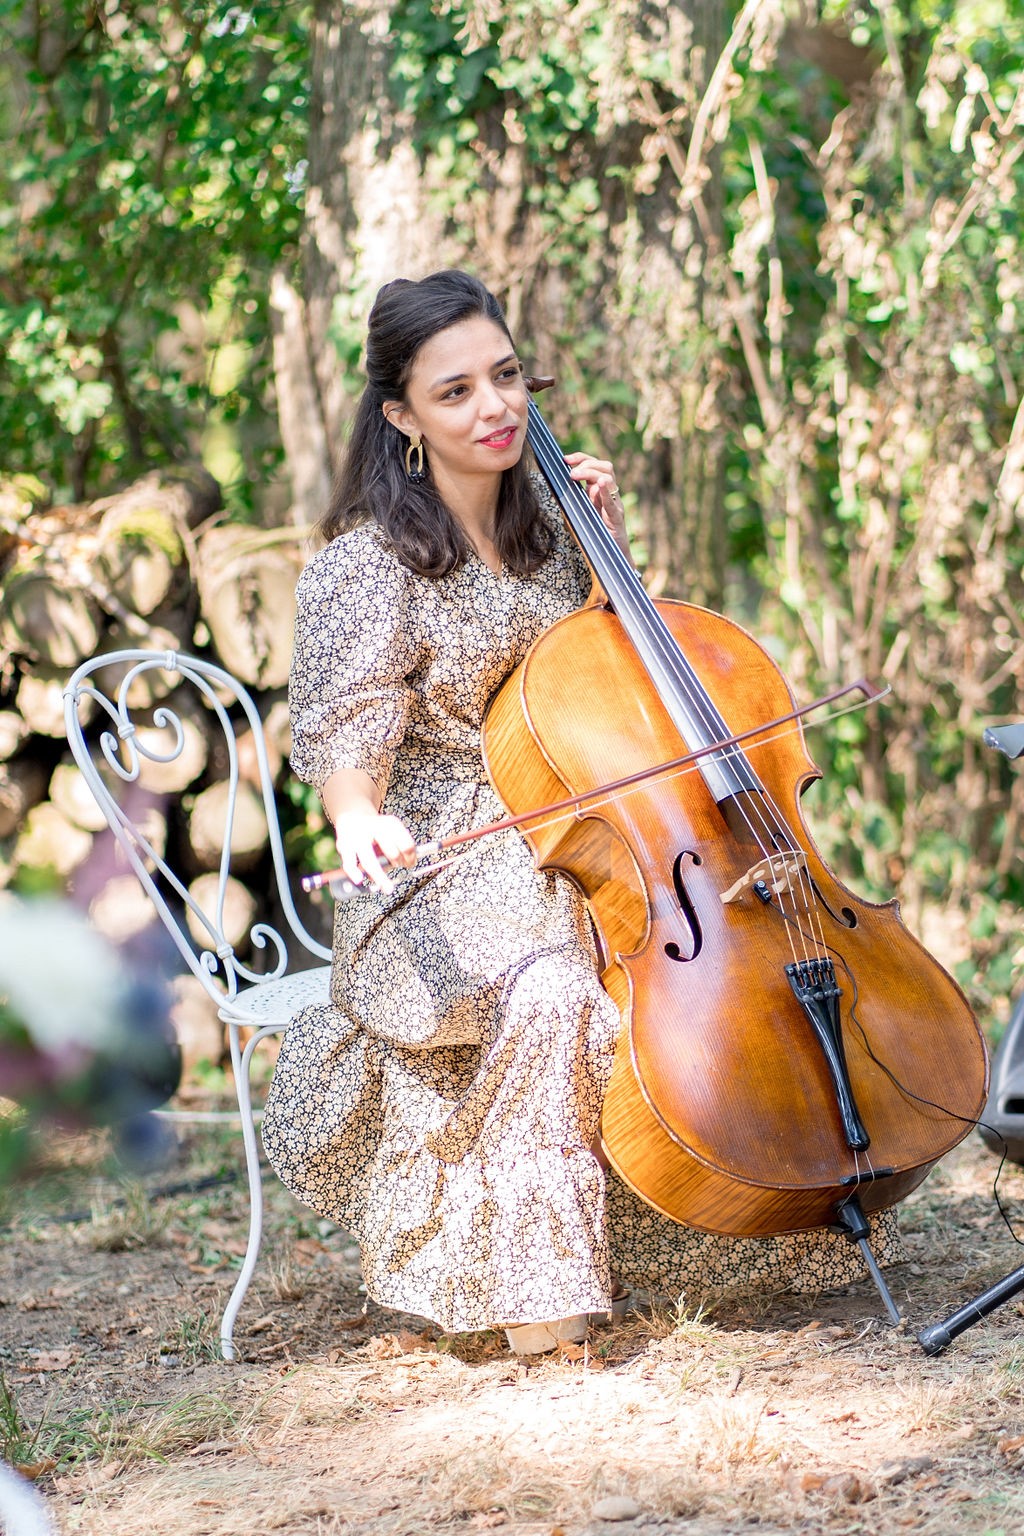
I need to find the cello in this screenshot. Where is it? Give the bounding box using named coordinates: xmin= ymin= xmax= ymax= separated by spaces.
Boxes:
xmin=478 ymin=389 xmax=989 ymax=1267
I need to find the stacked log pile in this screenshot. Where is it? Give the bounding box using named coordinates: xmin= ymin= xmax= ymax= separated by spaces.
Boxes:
xmin=0 ymin=471 xmax=331 ymax=1074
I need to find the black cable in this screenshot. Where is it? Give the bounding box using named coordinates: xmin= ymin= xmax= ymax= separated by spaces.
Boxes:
xmin=0 ymin=1170 xmax=244 ymax=1231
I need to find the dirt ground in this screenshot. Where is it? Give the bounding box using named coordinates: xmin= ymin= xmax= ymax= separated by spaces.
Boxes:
xmin=2 ymin=1113 xmax=1024 ymax=1536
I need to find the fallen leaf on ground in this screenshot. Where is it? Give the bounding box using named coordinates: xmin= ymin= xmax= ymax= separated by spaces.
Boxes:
xmin=200 ymin=1220 xmax=234 ymax=1240
xmin=998 ymin=1433 xmax=1024 ymax=1466
xmin=293 ymin=1237 xmax=327 ymax=1258
xmin=821 ymin=1473 xmax=875 ymax=1504
xmin=15 ymin=1458 xmax=56 ymax=1480
xmin=253 ymin=1337 xmax=297 ymax=1360
xmin=26 ymin=1349 xmax=79 ymax=1371
xmin=367 ymin=1329 xmax=436 ymax=1357
xmin=52 ymin=1462 xmax=121 ymax=1495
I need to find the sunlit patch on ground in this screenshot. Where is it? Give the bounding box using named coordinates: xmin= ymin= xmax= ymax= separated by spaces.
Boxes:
xmin=2 ymin=1119 xmax=1024 ymax=1534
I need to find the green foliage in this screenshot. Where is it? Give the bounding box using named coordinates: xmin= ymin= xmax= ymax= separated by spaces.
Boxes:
xmin=0 ymin=1364 xmax=42 ymax=1468
xmin=380 ymin=0 xmax=1024 ymax=972
xmin=0 ymin=0 xmax=310 ymax=508
xmin=392 ymin=0 xmax=603 ymax=159
xmin=388 ymin=0 xmax=644 ymax=444
xmin=279 ymin=775 xmax=336 ymax=874
xmin=3 ymin=1 xmax=1021 ymax=984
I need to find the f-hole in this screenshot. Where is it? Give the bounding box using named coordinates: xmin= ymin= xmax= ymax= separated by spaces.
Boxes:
xmin=810 ymin=878 xmax=858 ymax=929
xmin=665 ymin=851 xmax=703 ymax=963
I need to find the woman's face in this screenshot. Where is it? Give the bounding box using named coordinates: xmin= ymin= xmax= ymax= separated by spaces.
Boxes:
xmin=386 ymin=315 xmax=529 ymax=499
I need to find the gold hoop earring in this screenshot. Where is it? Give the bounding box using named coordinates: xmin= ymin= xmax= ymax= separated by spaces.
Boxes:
xmin=405 ymin=433 xmax=427 ymax=484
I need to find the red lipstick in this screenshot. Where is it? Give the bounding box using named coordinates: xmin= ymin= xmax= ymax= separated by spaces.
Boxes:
xmin=479 ymin=426 xmax=518 ymax=448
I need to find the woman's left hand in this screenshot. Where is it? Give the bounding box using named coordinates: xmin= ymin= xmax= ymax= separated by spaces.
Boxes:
xmin=564 ymin=452 xmax=631 ymax=560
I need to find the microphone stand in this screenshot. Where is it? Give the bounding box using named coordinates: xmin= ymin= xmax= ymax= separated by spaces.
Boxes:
xmin=918 ymin=1262 xmax=1024 ymax=1356
xmin=917 ymin=724 xmax=1024 ymax=1353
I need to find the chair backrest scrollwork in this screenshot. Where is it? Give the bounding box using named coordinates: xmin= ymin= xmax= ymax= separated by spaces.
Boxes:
xmin=64 ymin=649 xmax=331 ymax=1003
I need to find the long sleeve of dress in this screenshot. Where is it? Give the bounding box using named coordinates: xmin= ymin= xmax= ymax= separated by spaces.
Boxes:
xmin=288 ymin=530 xmax=421 ymax=800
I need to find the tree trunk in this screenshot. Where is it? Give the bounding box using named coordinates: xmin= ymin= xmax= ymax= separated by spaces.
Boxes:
xmin=0 ymin=562 xmax=103 ymax=667
xmin=167 ymin=974 xmax=226 ymax=1075
xmin=290 ymin=1 xmax=730 ymax=602
xmin=606 ymin=1 xmax=731 ymax=604
xmin=94 ymin=501 xmax=184 ymax=617
xmin=48 ymin=760 xmax=113 ymax=833
xmin=132 ymin=712 xmax=210 ymax=796
xmin=90 ymin=466 xmax=222 ymax=533
xmin=17 ymin=667 xmax=83 ymax=737
xmin=283 ymin=0 xmax=453 ymax=498
xmin=269 ymin=269 xmax=333 ymax=527
xmin=88 ymin=873 xmax=163 ymax=943
xmin=186 ymin=873 xmax=257 ymax=952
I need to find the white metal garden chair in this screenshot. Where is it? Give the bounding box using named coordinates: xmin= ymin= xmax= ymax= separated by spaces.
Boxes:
xmin=63 ymin=649 xmax=332 ymax=1361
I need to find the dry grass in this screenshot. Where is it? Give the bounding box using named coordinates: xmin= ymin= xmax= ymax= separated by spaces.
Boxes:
xmin=3 ymin=1125 xmax=1024 ymax=1535
xmin=75 ymin=1178 xmax=172 ymax=1255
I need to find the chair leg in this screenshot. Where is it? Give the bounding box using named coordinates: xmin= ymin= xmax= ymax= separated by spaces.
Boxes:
xmin=220 ymin=1020 xmax=274 ymax=1362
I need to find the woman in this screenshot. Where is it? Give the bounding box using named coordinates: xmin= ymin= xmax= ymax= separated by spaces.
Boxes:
xmin=262 ymin=270 xmax=903 ymax=1354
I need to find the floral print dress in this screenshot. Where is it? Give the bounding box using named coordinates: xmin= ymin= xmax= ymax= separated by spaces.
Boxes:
xmin=261 ymin=493 xmax=902 ymax=1333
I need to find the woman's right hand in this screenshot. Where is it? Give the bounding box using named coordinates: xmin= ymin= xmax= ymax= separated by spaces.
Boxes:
xmin=333 ymin=808 xmax=418 ymax=894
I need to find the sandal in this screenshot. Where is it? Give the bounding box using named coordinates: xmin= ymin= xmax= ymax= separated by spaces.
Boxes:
xmin=503 ymin=1315 xmax=588 ymax=1355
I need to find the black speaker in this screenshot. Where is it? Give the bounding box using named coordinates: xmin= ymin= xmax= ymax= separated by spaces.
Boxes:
xmin=980 ymin=991 xmax=1024 ymax=1164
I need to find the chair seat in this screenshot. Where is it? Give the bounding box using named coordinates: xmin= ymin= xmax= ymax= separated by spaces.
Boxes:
xmin=218 ymin=965 xmax=332 ymax=1027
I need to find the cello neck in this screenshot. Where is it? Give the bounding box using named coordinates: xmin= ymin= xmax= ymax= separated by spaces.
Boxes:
xmin=526 ymin=399 xmax=759 ymax=803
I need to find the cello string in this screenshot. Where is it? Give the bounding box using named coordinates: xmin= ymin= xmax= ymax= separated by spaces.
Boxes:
xmin=528 ymin=409 xmax=827 ymax=961
xmin=497 ymin=704 xmax=875 ymax=859
xmin=532 ymin=411 xmax=836 ymax=963
xmin=756 ymin=889 xmax=995 ymax=1210
xmin=531 ymin=413 xmax=839 ymax=965
xmin=827 ymin=940 xmax=1024 ymax=1244
xmin=528 ymin=420 xmax=818 ymax=958
xmin=527 ymin=414 xmax=770 ymax=806
xmin=528 ymin=434 xmax=992 ymax=1235
xmin=527 ymin=412 xmax=798 ymax=850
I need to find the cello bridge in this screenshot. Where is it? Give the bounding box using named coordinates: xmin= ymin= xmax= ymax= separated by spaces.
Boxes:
xmin=720 ymin=850 xmax=808 ymax=906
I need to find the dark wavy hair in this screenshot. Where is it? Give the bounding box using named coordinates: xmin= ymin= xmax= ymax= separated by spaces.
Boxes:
xmin=318 ymin=270 xmax=553 ymax=577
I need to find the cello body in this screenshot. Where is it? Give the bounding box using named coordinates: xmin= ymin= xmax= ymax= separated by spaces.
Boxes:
xmin=482 ymin=597 xmax=989 ymax=1237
